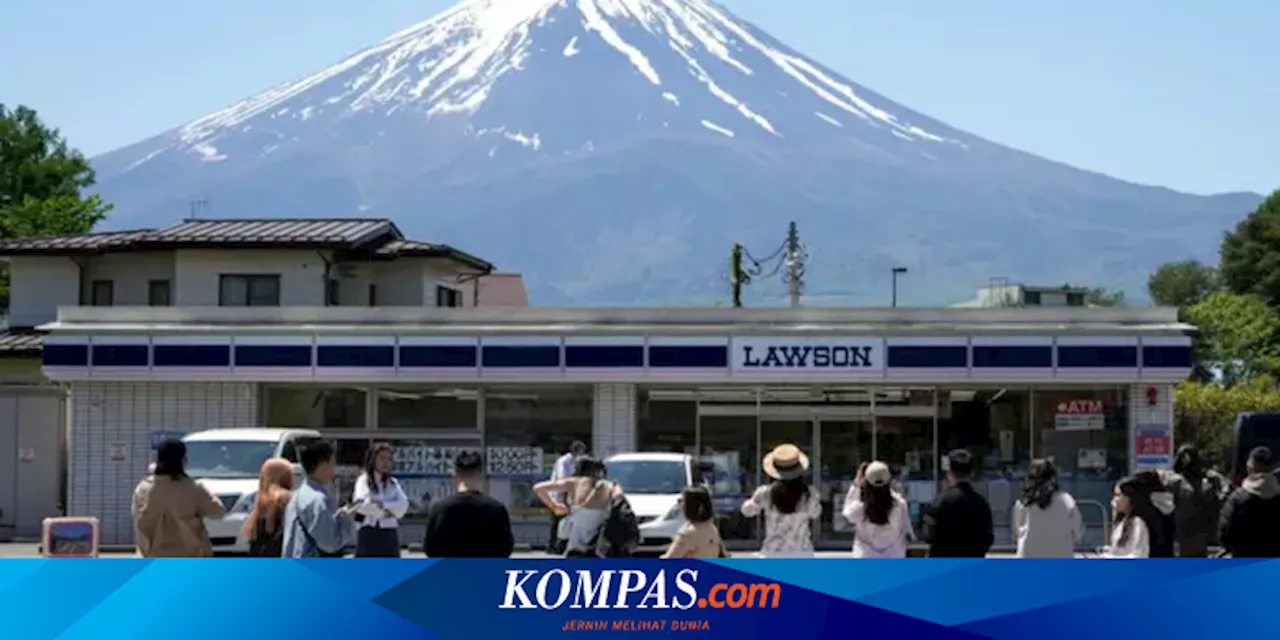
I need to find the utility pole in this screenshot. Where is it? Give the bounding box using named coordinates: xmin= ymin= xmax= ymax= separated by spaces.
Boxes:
xmin=891 ymin=266 xmax=908 ymax=307
xmin=784 ymin=221 xmax=804 ymax=307
xmin=730 ymin=242 xmax=748 ymax=308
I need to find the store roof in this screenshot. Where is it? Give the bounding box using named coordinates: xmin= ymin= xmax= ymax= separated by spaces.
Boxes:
xmin=39 ymin=306 xmax=1194 ymax=336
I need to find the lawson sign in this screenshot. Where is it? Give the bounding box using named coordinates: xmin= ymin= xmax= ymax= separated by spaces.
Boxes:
xmin=731 ymin=338 xmax=883 ymax=373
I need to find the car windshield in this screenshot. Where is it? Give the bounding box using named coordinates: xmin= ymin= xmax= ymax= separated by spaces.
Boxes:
xmin=606 ymin=460 xmax=687 ymax=495
xmin=184 ymin=440 xmax=277 ymax=479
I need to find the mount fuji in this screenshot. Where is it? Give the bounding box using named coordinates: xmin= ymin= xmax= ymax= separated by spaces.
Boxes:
xmin=91 ymin=0 xmax=1261 ymax=305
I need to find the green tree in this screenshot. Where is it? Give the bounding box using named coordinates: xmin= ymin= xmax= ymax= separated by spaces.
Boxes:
xmin=1147 ymin=259 xmax=1218 ymax=308
xmin=1084 ymin=287 xmax=1124 ymax=307
xmin=1219 ymin=188 xmax=1280 ymax=308
xmin=1175 ymin=377 xmax=1280 ymax=468
xmin=0 ymin=104 xmax=110 ymax=304
xmin=1188 ymin=291 xmax=1280 ymax=385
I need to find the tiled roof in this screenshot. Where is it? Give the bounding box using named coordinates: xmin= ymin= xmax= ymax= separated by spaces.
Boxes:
xmin=0 ymin=229 xmax=153 ymax=252
xmin=0 ymin=217 xmax=492 ymax=271
xmin=0 ymin=331 xmax=43 ymax=356
xmin=142 ymin=218 xmax=396 ymax=246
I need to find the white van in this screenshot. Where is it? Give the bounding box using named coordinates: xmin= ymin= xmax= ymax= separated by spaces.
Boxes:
xmin=176 ymin=428 xmax=323 ymax=553
xmin=603 ymin=452 xmax=704 ymax=549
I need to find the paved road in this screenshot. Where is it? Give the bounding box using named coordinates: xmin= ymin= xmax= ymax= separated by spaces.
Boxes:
xmin=0 ymin=542 xmax=1048 ymax=558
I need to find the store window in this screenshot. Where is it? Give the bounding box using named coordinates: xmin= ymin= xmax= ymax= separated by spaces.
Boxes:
xmin=485 ymin=386 xmax=593 ymax=547
xmin=377 ymin=387 xmax=477 ymax=429
xmin=937 ymin=388 xmax=1031 ymax=545
xmin=637 ymin=391 xmax=696 ymax=454
xmin=262 ymin=386 xmax=367 ymax=429
xmin=1032 ymin=388 xmax=1128 ymax=531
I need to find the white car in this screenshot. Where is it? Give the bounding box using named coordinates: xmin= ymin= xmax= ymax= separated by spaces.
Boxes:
xmin=603 ymin=452 xmax=703 ymax=549
xmin=179 ymin=428 xmax=323 ymax=553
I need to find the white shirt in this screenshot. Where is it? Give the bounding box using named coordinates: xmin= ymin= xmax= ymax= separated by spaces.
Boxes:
xmin=1013 ymin=491 xmax=1083 ymax=558
xmin=549 ymin=453 xmax=577 ymax=504
xmin=842 ymin=486 xmax=913 ymax=558
xmin=1105 ymin=516 xmax=1149 ymax=558
xmin=351 ymin=472 xmax=409 ymax=529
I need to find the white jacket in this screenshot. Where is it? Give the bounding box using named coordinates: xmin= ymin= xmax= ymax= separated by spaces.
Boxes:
xmin=1013 ymin=491 xmax=1083 ymax=558
xmin=842 ymin=488 xmax=913 ymax=558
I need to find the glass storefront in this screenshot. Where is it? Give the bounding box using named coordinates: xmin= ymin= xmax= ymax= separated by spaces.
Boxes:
xmin=635 ymin=385 xmax=1129 ymax=550
xmin=260 ymin=382 xmax=1132 ymax=550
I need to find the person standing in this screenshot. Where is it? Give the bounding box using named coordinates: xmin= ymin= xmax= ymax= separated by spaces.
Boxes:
xmin=923 ymin=449 xmax=994 ymax=558
xmin=1170 ymin=444 xmax=1230 ymax=557
xmin=1012 ymin=458 xmax=1083 ymax=558
xmin=546 ymin=440 xmax=587 ymax=554
xmin=842 ymin=461 xmax=913 ymax=558
xmin=424 ymin=450 xmax=515 ymax=557
xmin=352 ymin=442 xmax=410 ymax=557
xmin=132 ymin=439 xmax=226 ymax=557
xmin=1218 ymin=446 xmax=1280 ymax=558
xmin=244 ymin=457 xmax=294 ymax=557
xmin=740 ymin=444 xmax=822 ymax=557
xmin=1105 ymin=474 xmax=1161 ymax=558
xmin=662 ymin=486 xmax=727 ymax=559
xmin=281 ymin=441 xmax=356 ymax=558
xmin=536 ymin=456 xmax=622 ymax=557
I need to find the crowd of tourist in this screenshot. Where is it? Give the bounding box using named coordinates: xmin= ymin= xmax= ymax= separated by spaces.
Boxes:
xmin=128 ymin=437 xmax=1280 ymax=559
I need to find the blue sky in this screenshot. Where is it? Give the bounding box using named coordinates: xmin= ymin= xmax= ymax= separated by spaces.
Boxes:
xmin=2 ymin=0 xmax=1276 ymax=195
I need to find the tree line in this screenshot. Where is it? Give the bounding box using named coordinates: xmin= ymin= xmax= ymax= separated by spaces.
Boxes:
xmin=1148 ymin=189 xmax=1280 ymax=464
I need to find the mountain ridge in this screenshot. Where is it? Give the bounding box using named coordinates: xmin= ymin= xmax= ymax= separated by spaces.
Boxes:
xmin=89 ymin=0 xmax=1262 ymax=305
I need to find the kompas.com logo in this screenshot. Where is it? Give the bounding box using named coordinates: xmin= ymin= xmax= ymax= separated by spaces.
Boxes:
xmin=499 ymin=568 xmax=782 ymax=610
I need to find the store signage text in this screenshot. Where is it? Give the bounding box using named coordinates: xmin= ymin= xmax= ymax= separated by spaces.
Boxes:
xmin=741 ymin=345 xmax=874 ymax=369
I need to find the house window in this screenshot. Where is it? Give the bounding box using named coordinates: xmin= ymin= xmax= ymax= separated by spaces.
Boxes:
xmin=1023 ymin=291 xmax=1041 ymax=306
xmin=367 ymin=284 xmax=378 ymax=307
xmin=90 ymin=280 xmax=113 ymax=307
xmin=148 ymin=280 xmax=172 ymax=306
xmin=219 ymin=274 xmax=281 ymax=307
xmin=1066 ymin=292 xmax=1085 ymax=307
xmin=436 ymin=285 xmax=462 ymax=308
xmin=326 ymin=279 xmax=340 ymax=306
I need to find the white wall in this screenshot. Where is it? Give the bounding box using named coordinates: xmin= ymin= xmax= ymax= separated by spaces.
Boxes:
xmin=84 ymin=252 xmax=176 ymax=306
xmin=7 ymin=256 xmax=79 ymax=327
xmin=67 ymin=381 xmax=258 ymax=545
xmin=173 ymin=249 xmax=328 ymax=306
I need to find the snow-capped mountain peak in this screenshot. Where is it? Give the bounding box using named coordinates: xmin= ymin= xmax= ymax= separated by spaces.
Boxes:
xmin=165 ymin=0 xmax=957 ymax=163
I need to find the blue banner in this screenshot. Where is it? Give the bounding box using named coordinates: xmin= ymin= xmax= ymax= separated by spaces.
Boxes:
xmin=1 ymin=559 xmax=1272 ymax=639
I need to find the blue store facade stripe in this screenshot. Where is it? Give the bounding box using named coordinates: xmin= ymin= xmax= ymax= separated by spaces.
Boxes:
xmin=1143 ymin=345 xmax=1192 ymax=368
xmin=43 ymin=344 xmax=89 ymax=367
xmin=482 ymin=345 xmax=561 ymax=368
xmin=565 ymin=345 xmax=644 ymax=368
xmin=317 ymin=346 xmax=395 ymax=368
xmin=887 ymin=345 xmax=968 ymax=368
xmin=972 ymin=346 xmax=1052 ymax=368
xmin=648 ymin=345 xmax=729 ymax=368
xmin=399 ymin=345 xmax=477 ymax=368
xmin=235 ymin=345 xmax=312 ymax=367
xmin=153 ymin=345 xmax=230 ymax=367
xmin=1057 ymin=345 xmax=1138 ymax=368
xmin=92 ymin=345 xmax=148 ymax=367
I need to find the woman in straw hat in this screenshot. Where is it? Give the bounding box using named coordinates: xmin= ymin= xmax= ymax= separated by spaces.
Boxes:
xmin=740 ymin=443 xmax=822 ymax=557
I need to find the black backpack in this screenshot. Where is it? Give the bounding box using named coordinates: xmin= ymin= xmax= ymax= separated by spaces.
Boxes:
xmin=592 ymin=492 xmax=641 ymax=558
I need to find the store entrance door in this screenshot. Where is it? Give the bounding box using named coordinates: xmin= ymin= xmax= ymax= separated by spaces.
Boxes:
xmin=816 ymin=418 xmax=874 ymax=547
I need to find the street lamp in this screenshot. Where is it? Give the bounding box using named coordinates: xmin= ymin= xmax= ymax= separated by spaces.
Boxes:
xmin=891 ymin=267 xmax=908 ymax=307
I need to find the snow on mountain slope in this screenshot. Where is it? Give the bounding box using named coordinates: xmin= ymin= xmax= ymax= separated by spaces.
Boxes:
xmin=91 ymin=0 xmax=1261 ymax=305
xmin=109 ymin=0 xmax=965 ymax=175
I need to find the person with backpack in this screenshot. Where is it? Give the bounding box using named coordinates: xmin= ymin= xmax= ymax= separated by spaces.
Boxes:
xmin=1170 ymin=444 xmax=1230 ymax=557
xmin=1218 ymin=446 xmax=1280 ymax=558
xmin=535 ymin=456 xmax=635 ymax=557
xmin=281 ymin=441 xmax=357 ymax=558
xmin=243 ymin=457 xmax=294 ymax=557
